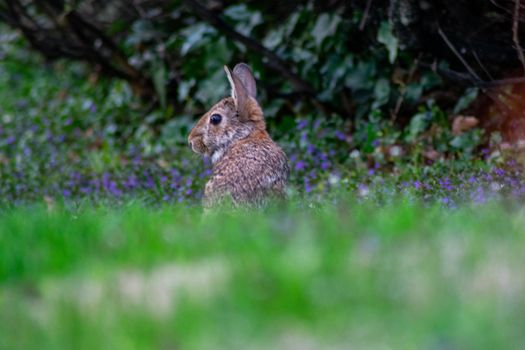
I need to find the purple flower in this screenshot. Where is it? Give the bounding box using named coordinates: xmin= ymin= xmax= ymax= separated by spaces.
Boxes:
xmin=472 ymin=186 xmax=486 ymax=204
xmin=126 ymin=175 xmax=138 ymax=188
xmin=107 ymin=181 xmax=122 ymax=197
xmin=307 ymin=144 xmax=316 ymax=154
xmin=300 ymin=132 xmax=308 ymax=143
xmin=297 ymin=120 xmax=308 ymax=130
xmin=358 ymin=183 xmax=369 ymax=197
xmin=439 ymin=177 xmax=454 ymax=191
xmin=304 ymin=178 xmax=312 ymax=193
xmin=493 ymin=168 xmax=505 ymax=177
xmin=295 ymin=161 xmax=306 ymax=171
xmin=335 ymin=131 xmax=346 ymax=141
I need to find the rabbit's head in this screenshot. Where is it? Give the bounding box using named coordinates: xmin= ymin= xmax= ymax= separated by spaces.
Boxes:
xmin=188 ymin=63 xmax=265 ymax=163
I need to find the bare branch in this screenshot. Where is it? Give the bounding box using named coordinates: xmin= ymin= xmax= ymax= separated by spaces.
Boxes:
xmin=472 ymin=49 xmax=494 ymax=81
xmin=512 ymin=0 xmax=525 ymax=73
xmin=438 ymin=27 xmax=482 ymax=83
xmin=359 ymin=0 xmax=373 ymax=31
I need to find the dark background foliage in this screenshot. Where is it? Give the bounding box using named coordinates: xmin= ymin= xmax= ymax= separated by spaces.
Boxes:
xmin=3 ymin=0 xmax=525 ymax=125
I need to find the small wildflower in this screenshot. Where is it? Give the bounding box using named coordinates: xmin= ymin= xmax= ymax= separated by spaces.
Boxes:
xmin=389 ymin=145 xmax=402 ymax=157
xmin=295 ymin=161 xmax=306 ymax=171
xmin=490 ymin=182 xmax=502 ymax=192
xmin=296 ymin=119 xmax=308 ymax=130
xmin=358 ymin=183 xmax=369 ymax=197
xmin=335 ymin=131 xmax=346 ymax=141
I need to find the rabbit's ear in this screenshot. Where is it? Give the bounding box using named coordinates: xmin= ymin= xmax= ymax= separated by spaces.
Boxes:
xmin=233 ymin=63 xmax=257 ymax=99
xmin=224 ymin=65 xmax=250 ymax=114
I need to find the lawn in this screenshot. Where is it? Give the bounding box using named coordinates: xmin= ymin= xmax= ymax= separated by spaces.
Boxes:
xmin=2 ymin=20 xmax=525 ymax=350
xmin=1 ymin=201 xmax=524 ymax=350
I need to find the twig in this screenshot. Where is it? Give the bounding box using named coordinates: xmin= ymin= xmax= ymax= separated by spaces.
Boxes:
xmin=391 ymin=54 xmax=420 ymax=121
xmin=359 ymin=0 xmax=373 ymax=31
xmin=512 ymin=0 xmax=525 ymax=73
xmin=478 ymin=75 xmax=525 ymax=88
xmin=472 ymin=49 xmax=494 ymax=81
xmin=437 ymin=27 xmax=482 ymax=83
xmin=432 ymin=60 xmax=525 ymax=88
xmin=419 ymin=62 xmax=472 ymax=82
xmin=423 ymin=59 xmax=525 ymax=88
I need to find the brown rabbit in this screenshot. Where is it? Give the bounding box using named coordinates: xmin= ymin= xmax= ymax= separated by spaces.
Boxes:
xmin=188 ymin=63 xmax=289 ymax=208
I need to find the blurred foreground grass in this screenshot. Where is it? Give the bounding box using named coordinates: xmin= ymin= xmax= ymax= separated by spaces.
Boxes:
xmin=1 ymin=201 xmax=524 ymax=349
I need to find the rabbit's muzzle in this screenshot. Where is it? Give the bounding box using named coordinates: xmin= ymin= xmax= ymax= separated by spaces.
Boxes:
xmin=188 ymin=133 xmax=208 ymax=155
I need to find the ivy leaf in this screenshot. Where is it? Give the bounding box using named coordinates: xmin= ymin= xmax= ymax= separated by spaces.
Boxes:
xmin=180 ymin=23 xmax=213 ymax=55
xmin=312 ymin=13 xmax=341 ymax=49
xmin=372 ymin=78 xmax=391 ymax=108
xmin=377 ymin=21 xmax=399 ymax=64
xmin=152 ymin=60 xmax=167 ymax=109
xmin=406 ymin=111 xmax=429 ymax=142
xmin=453 ymin=87 xmax=479 ymax=114
xmin=224 ymin=4 xmax=262 ymax=36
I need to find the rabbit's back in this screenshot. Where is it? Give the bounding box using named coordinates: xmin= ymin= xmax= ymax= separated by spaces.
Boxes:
xmin=204 ymin=131 xmax=289 ymax=207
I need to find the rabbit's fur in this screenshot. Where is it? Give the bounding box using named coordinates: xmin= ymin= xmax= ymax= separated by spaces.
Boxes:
xmin=188 ymin=63 xmax=289 ymax=208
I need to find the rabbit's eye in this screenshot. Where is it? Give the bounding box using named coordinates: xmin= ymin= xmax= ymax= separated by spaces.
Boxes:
xmin=210 ymin=114 xmax=222 ymax=125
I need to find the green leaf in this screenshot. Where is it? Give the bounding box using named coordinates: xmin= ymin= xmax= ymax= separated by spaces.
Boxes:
xmin=373 ymin=78 xmax=391 ymax=108
xmin=152 ymin=60 xmax=167 ymax=109
xmin=177 ymin=79 xmax=195 ymax=102
xmin=453 ymin=87 xmax=479 ymax=114
xmin=312 ymin=14 xmax=341 ymax=49
xmin=180 ymin=23 xmax=214 ymax=55
xmin=224 ymin=4 xmax=262 ymax=36
xmin=377 ymin=21 xmax=399 ymax=64
xmin=406 ymin=112 xmax=429 ymax=142
xmin=345 ymin=61 xmax=377 ymax=97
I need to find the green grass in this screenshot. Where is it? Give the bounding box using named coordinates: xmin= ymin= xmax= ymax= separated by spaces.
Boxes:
xmin=1 ymin=201 xmax=524 ymax=349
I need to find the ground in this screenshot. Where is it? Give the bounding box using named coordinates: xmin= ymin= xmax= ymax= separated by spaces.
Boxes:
xmin=1 ymin=202 xmax=524 ymax=349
